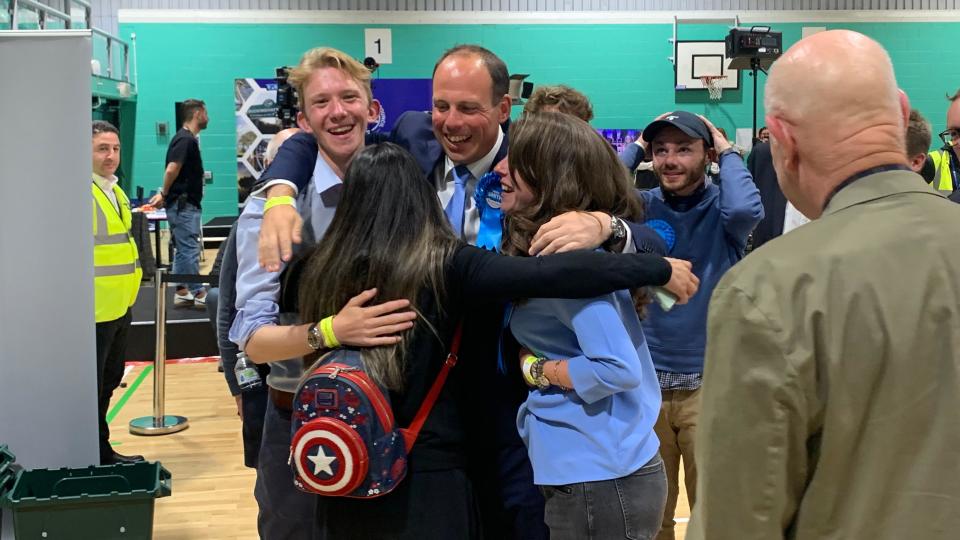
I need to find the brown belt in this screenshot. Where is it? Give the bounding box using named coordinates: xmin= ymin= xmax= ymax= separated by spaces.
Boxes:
xmin=269 ymin=387 xmax=294 ymax=412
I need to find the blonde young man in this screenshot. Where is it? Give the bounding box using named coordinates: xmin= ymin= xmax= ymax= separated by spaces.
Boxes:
xmin=91 ymin=121 xmax=144 ymax=465
xmin=229 ymin=47 xmax=415 ymax=540
xmin=689 ymin=30 xmax=960 ymax=540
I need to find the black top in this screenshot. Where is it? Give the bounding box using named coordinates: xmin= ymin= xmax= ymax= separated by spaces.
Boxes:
xmin=747 ymin=141 xmax=787 ymax=250
xmin=282 ymin=244 xmax=670 ymax=472
xmin=164 ymin=128 xmax=205 ymax=209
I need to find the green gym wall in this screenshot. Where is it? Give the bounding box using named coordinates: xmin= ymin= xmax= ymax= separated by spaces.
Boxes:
xmin=118 ymin=17 xmax=960 ymax=219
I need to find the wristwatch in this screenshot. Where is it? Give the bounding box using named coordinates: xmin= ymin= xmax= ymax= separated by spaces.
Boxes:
xmin=529 ymin=358 xmax=551 ymax=391
xmin=608 ymin=215 xmax=627 ymax=244
xmin=306 ymin=322 xmax=323 ymax=350
xmin=717 ymin=147 xmax=740 ymax=159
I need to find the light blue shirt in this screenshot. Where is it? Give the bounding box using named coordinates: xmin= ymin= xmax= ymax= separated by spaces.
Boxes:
xmin=511 ymin=291 xmax=661 ymax=486
xmin=229 ymin=154 xmax=339 ymax=392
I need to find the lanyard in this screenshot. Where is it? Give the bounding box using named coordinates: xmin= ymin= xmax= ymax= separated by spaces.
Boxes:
xmin=822 ymin=164 xmax=911 ymax=212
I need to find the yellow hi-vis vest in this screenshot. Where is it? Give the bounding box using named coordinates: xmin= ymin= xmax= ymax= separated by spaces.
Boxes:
xmin=927 ymin=148 xmax=957 ymax=194
xmin=93 ymin=180 xmax=142 ymax=322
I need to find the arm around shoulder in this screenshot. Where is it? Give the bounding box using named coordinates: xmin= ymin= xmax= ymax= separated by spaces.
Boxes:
xmin=452 ymin=245 xmax=671 ymax=304
xmin=256 ymin=131 xmax=317 ymax=194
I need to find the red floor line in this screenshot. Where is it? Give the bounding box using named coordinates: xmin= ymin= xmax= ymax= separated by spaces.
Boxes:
xmin=126 ymin=356 xmax=220 ymax=366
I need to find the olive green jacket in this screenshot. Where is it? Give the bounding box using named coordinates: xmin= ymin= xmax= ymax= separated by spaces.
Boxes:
xmin=688 ymin=169 xmax=960 ymax=540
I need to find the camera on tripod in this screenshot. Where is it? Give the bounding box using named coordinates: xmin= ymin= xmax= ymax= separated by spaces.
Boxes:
xmin=275 ymin=67 xmax=298 ymax=129
xmin=725 ymin=26 xmax=782 ymax=70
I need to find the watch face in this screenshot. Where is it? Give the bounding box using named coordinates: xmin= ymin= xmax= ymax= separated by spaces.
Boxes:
xmin=307 ymin=325 xmax=322 ymax=350
xmin=612 ymin=218 xmax=626 ymax=239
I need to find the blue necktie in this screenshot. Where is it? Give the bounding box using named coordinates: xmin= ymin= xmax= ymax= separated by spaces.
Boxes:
xmin=444 ymin=165 xmax=471 ymax=237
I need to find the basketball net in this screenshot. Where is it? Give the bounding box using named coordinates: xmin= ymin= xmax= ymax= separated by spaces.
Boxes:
xmin=700 ymin=76 xmax=725 ymax=100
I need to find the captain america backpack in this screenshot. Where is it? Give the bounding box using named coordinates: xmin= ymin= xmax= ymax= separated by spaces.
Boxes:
xmin=289 ymin=324 xmax=463 ymax=498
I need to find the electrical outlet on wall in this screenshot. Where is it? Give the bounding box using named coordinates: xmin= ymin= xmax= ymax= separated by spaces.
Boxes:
xmin=204 ymin=171 xmax=213 ymax=184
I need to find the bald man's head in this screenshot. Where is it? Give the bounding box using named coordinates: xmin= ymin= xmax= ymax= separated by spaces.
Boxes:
xmin=764 ymin=30 xmax=909 ymax=219
xmin=265 ymin=127 xmax=302 ymax=167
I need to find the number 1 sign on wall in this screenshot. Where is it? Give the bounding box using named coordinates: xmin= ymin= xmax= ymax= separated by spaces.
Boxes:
xmin=364 ymin=29 xmax=392 ymax=65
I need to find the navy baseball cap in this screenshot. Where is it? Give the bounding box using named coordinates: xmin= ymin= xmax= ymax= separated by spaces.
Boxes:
xmin=642 ymin=111 xmax=714 ymax=148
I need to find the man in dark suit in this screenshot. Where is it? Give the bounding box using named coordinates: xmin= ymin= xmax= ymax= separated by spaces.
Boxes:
xmin=252 ymin=45 xmax=656 ymax=540
xmin=746 ymin=141 xmax=788 ymax=250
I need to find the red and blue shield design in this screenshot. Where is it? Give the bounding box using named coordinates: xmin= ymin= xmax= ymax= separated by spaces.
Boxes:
xmin=291 ymin=417 xmax=368 ymax=496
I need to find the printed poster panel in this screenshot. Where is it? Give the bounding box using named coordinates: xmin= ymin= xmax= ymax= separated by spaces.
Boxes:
xmin=235 ymin=78 xmax=278 ymax=201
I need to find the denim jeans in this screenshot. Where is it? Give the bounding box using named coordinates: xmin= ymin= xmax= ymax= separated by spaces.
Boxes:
xmin=165 ymin=198 xmax=202 ymax=294
xmin=541 ymin=454 xmax=667 ymax=540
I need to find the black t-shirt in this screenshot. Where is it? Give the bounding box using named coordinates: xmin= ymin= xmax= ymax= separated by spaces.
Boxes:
xmin=165 ymin=128 xmax=204 ymax=209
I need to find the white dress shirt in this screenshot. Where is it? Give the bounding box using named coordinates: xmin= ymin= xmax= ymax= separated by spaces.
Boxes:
xmin=92 ymin=173 xmax=120 ymax=212
xmin=434 ymin=128 xmax=504 ymax=246
xmin=782 ymin=201 xmax=811 ymax=234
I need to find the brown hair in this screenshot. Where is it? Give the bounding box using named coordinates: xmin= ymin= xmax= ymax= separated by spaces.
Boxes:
xmin=298 ymin=143 xmax=458 ymax=391
xmin=433 ymin=44 xmax=509 ymax=106
xmin=92 ymin=120 xmax=119 ymax=137
xmin=906 ymin=108 xmax=932 ymax=158
xmin=523 ymin=85 xmax=594 ymax=122
xmin=288 ymin=47 xmax=373 ymax=113
xmin=180 ymin=99 xmax=205 ymax=124
xmin=503 ymin=112 xmax=650 ymax=313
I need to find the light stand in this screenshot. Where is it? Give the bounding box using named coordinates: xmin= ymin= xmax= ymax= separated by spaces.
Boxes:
xmin=748 ymin=57 xmax=768 ymax=141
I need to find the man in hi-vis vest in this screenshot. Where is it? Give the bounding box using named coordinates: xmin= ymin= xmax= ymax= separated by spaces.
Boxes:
xmin=92 ymin=121 xmax=144 ymax=465
xmin=928 ymin=88 xmax=960 ymax=196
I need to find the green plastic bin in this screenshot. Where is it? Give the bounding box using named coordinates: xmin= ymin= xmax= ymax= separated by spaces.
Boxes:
xmin=0 ymin=447 xmax=171 ymax=540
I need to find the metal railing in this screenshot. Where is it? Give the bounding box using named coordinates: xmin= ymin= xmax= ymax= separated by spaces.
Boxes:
xmin=5 ymin=0 xmax=131 ymax=82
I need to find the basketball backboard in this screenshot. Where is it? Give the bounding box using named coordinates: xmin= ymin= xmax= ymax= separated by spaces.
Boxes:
xmin=675 ymin=40 xmax=740 ymax=92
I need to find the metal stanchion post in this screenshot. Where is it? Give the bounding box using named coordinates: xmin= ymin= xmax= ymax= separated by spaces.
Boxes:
xmin=130 ymin=267 xmax=189 ymax=435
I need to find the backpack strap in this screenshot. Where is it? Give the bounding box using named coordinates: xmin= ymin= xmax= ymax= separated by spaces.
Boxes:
xmin=400 ymin=322 xmax=464 ymax=452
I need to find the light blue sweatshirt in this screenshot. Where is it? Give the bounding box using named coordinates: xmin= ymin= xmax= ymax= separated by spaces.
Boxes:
xmin=511 ymin=291 xmax=661 ymax=486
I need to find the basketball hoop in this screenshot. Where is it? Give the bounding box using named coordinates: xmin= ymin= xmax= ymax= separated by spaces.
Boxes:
xmin=699 ymin=76 xmax=726 ymax=100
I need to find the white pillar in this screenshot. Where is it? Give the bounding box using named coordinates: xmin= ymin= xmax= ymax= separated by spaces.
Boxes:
xmin=0 ymin=30 xmax=96 ymax=539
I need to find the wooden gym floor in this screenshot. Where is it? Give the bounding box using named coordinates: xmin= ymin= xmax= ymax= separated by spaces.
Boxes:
xmin=108 ymin=361 xmax=691 ymax=539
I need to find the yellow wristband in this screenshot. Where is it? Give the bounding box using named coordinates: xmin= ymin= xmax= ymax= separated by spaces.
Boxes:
xmin=263 ymin=195 xmax=295 ymax=213
xmin=320 ymin=316 xmax=340 ymax=349
xmin=521 ymin=354 xmax=539 ymax=386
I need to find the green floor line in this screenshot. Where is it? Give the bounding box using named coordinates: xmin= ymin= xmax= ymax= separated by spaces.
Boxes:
xmin=106 ymin=364 xmax=153 ymax=424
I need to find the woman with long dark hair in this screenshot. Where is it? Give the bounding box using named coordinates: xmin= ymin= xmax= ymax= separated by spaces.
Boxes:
xmin=287 ymin=142 xmax=694 ymax=539
xmin=502 ymin=112 xmax=668 ymax=540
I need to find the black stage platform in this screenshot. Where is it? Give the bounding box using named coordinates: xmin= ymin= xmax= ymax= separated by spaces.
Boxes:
xmin=203 ymin=215 xmax=237 ymax=251
xmin=126 ymin=283 xmax=218 ymax=361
